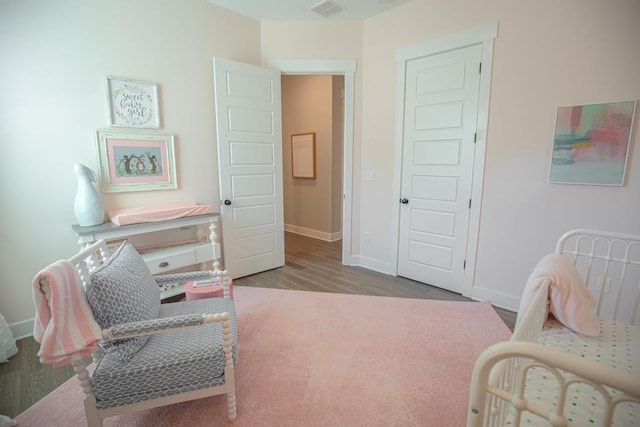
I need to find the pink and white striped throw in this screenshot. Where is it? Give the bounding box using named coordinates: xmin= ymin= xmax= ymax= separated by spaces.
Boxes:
xmin=32 ymin=260 xmax=103 ymax=366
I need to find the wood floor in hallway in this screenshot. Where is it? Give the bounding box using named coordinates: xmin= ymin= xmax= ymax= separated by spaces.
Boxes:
xmin=236 ymin=232 xmax=516 ymax=329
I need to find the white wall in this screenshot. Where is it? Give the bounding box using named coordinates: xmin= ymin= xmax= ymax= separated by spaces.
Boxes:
xmin=359 ymin=0 xmax=640 ymax=309
xmin=0 ymin=0 xmax=260 ymax=333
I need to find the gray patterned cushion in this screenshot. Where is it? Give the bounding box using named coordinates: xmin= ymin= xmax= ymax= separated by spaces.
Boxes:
xmin=109 ymin=313 xmax=205 ymax=338
xmin=91 ymin=298 xmax=237 ymax=409
xmin=85 ymin=241 xmax=161 ymax=363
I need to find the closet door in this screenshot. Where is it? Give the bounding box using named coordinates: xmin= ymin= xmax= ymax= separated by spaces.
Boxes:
xmin=397 ymin=45 xmax=481 ymax=293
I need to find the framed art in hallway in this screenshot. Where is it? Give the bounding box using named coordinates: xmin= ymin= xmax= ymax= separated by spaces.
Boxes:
xmin=291 ymin=132 xmax=316 ymax=179
xmin=549 ymin=100 xmax=636 ymax=186
xmin=106 ymin=76 xmax=161 ymax=129
xmin=96 ymin=130 xmax=177 ymax=193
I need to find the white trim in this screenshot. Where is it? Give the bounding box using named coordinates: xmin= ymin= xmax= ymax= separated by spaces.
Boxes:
xmin=270 ymin=59 xmax=356 ymax=74
xmin=352 ymin=255 xmax=394 ymax=275
xmin=463 ymin=36 xmax=495 ymax=298
xmin=270 ymin=59 xmax=357 ymax=266
xmin=396 ymin=22 xmax=498 ymax=62
xmin=284 ymin=224 xmax=342 ymax=242
xmin=389 ymin=56 xmax=407 ymax=283
xmin=391 ymin=23 xmax=498 ymax=299
xmin=470 ymin=285 xmax=520 ymax=313
xmin=10 ymin=318 xmax=33 ymax=340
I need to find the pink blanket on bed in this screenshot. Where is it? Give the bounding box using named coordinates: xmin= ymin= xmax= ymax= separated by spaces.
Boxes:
xmin=518 ymin=254 xmax=599 ymax=336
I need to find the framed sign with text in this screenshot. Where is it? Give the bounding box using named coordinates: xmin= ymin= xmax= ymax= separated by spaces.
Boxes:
xmin=106 ymin=76 xmax=161 ymax=129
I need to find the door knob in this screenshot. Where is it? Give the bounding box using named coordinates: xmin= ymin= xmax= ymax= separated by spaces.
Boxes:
xmin=400 ymin=198 xmax=409 ymax=204
xmin=224 ymin=199 xmax=232 ymax=206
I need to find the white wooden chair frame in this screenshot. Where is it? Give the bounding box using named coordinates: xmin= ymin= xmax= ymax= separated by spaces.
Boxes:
xmin=49 ymin=239 xmax=237 ymax=426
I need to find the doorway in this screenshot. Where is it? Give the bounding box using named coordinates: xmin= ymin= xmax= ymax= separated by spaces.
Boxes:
xmin=281 ymin=74 xmax=344 ymax=261
xmin=214 ymin=58 xmax=356 ymax=278
xmin=391 ymin=23 xmax=497 ymax=298
xmin=271 ymin=59 xmax=357 ymax=267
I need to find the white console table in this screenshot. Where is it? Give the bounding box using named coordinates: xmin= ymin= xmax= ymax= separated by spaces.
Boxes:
xmin=72 ymin=213 xmax=221 ymax=299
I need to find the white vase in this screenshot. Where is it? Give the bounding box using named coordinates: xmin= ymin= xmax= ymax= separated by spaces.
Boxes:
xmin=73 ymin=163 xmax=105 ymax=227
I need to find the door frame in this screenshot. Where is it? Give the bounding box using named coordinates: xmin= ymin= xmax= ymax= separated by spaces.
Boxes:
xmin=270 ymin=59 xmax=357 ymax=266
xmin=391 ymin=23 xmax=497 ymax=298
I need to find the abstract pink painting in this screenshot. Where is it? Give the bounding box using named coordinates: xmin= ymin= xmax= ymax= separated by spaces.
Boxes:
xmin=550 ymin=101 xmax=636 ymax=185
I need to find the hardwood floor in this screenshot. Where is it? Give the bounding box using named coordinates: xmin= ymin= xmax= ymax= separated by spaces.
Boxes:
xmin=237 ymin=233 xmax=516 ymax=329
xmin=0 ymin=338 xmax=75 ymax=419
xmin=0 ymin=232 xmax=516 ymax=418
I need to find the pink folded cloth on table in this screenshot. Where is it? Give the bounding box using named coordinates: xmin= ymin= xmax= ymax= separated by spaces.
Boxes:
xmin=108 ymin=202 xmax=214 ymax=226
xmin=518 ymin=253 xmax=599 ymax=336
xmin=32 ymin=261 xmax=103 ymax=366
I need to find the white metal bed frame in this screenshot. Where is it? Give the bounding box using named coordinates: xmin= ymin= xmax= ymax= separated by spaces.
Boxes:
xmin=467 ymin=229 xmax=640 ymax=427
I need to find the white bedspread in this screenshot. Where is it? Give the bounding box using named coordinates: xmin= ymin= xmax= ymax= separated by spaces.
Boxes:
xmin=512 ymin=318 xmax=640 ymax=426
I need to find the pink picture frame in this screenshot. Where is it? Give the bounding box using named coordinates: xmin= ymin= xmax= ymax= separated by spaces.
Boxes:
xmin=96 ymin=130 xmax=177 ymax=193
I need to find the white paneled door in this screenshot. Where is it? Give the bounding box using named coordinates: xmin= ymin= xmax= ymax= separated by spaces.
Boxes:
xmin=397 ymin=45 xmax=482 ymax=293
xmin=213 ymin=57 xmax=284 ymax=279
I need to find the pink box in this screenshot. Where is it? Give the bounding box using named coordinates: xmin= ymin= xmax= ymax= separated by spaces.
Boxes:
xmin=184 ymin=279 xmax=233 ymax=301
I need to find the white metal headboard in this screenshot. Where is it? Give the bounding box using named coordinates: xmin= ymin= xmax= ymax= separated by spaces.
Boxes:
xmin=555 ymin=228 xmax=640 ymax=325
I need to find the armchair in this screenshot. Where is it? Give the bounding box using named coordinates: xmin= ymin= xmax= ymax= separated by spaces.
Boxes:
xmin=32 ymin=239 xmax=237 ymax=427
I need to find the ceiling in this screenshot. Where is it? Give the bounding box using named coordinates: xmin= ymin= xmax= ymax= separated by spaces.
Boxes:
xmin=207 ymin=0 xmax=413 ymax=21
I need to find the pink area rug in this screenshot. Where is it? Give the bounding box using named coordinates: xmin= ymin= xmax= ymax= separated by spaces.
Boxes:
xmin=16 ymin=287 xmax=511 ymax=426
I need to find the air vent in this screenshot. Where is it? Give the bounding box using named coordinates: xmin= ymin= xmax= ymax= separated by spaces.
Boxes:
xmin=310 ymin=0 xmax=345 ymax=18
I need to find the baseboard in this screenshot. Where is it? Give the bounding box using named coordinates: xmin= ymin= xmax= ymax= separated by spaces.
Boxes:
xmin=470 ymin=285 xmax=520 ymax=312
xmin=284 ymin=224 xmax=342 ymax=242
xmin=11 ymin=318 xmax=34 ymax=340
xmin=352 ymin=255 xmax=394 ymax=275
